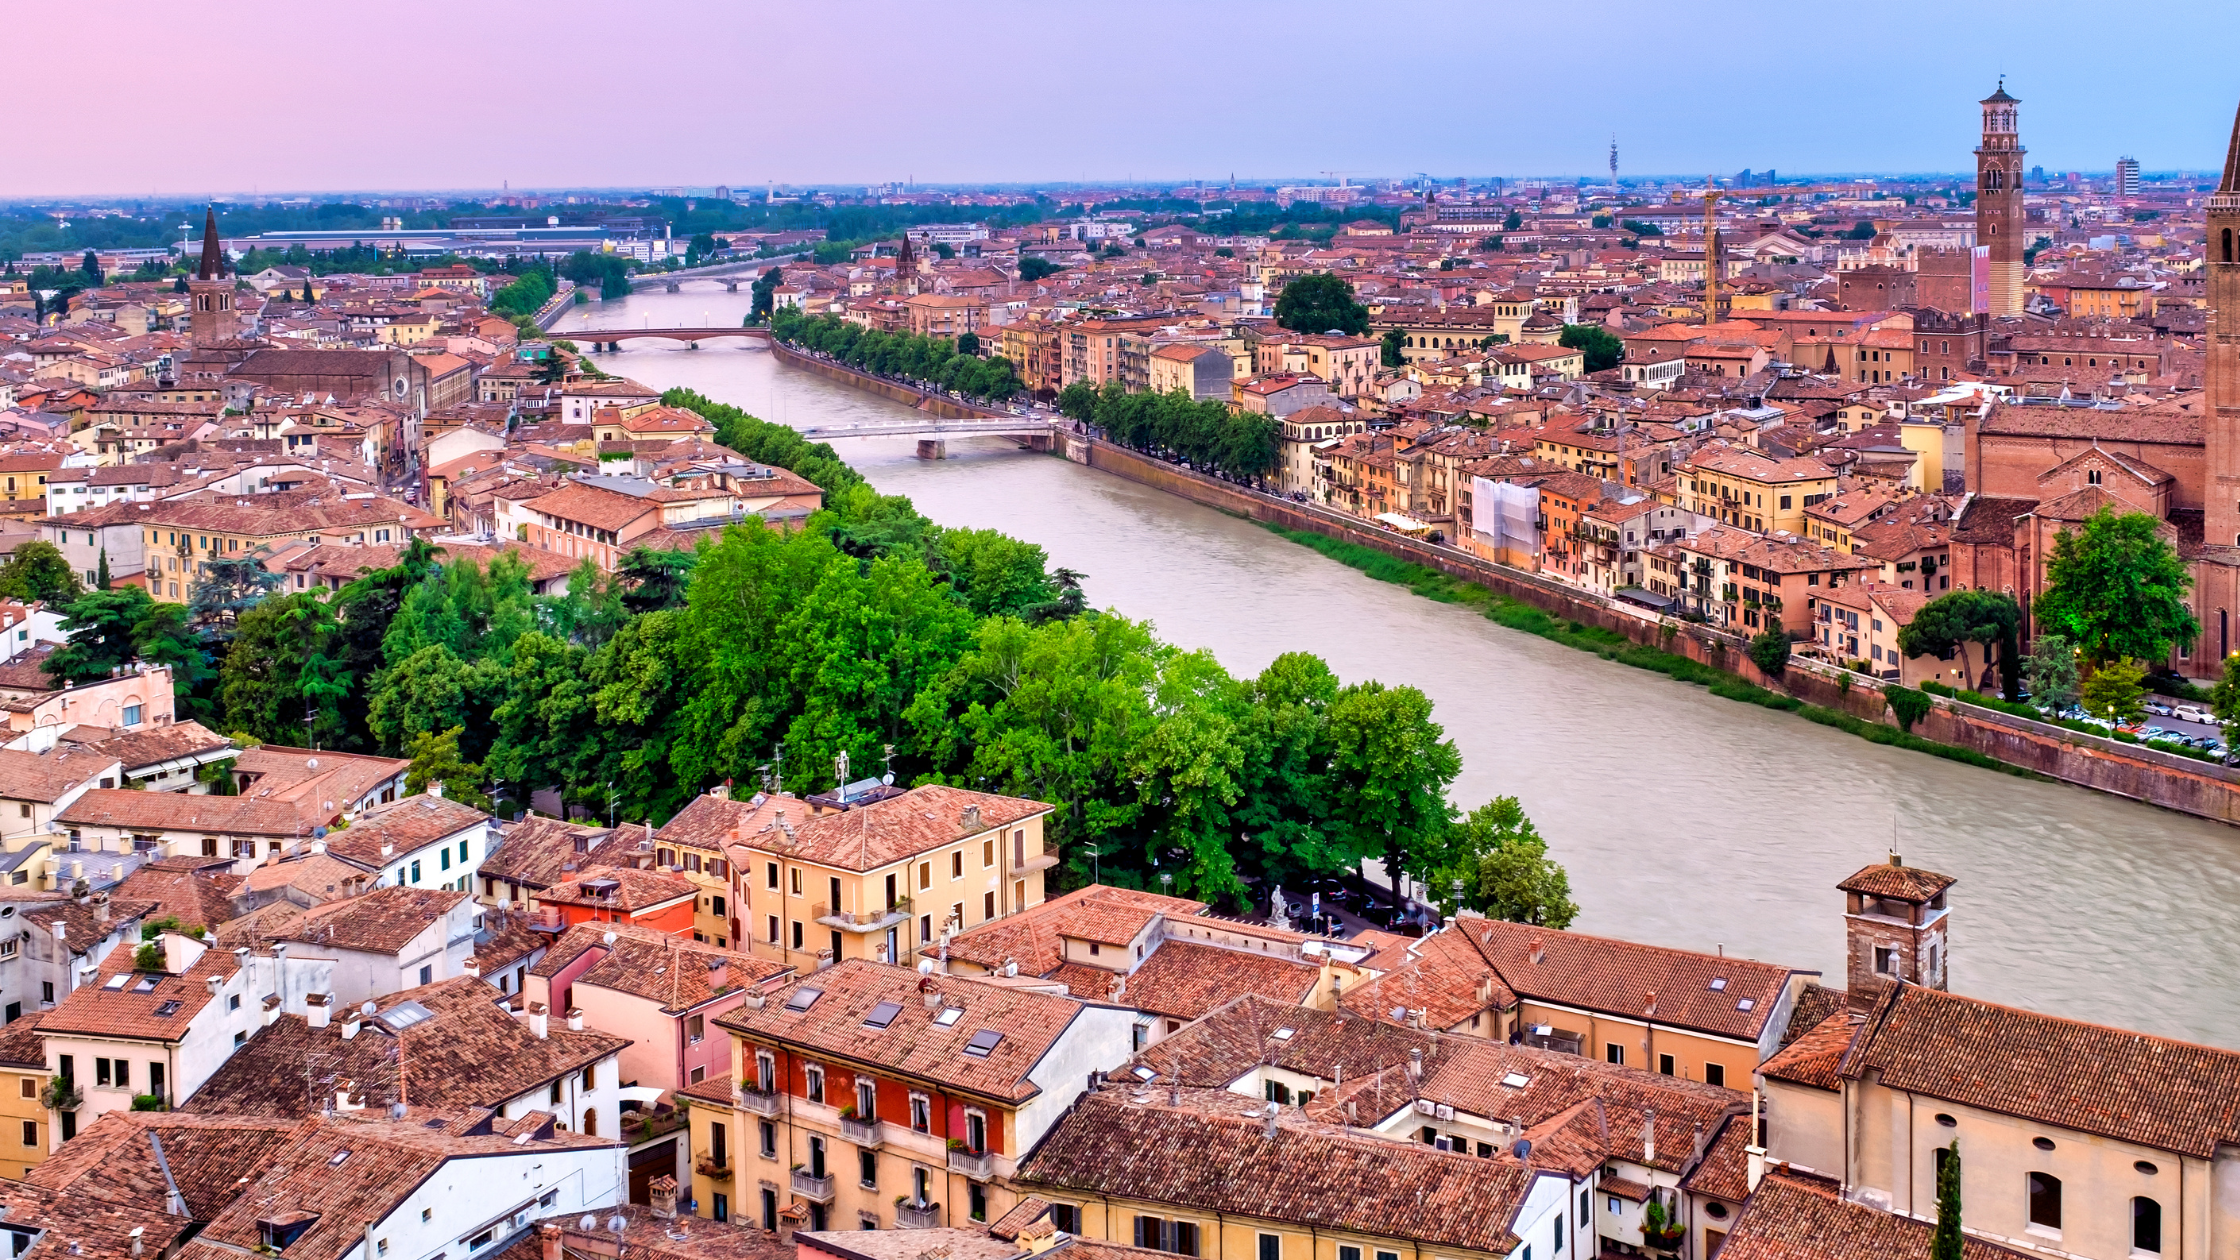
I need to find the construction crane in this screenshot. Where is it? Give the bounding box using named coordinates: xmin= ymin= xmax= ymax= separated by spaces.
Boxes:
xmin=1702 ymin=182 xmax=1726 ymax=326
xmin=1319 ymin=170 xmax=1359 ymax=188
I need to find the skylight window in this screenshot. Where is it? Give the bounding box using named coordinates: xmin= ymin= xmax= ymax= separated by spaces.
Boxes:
xmin=102 ymin=974 xmax=128 ymax=991
xmin=933 ymin=1006 xmax=964 ymax=1027
xmin=1130 ymin=1066 xmax=1156 ymax=1081
xmin=131 ymin=976 xmax=159 ymax=994
xmin=862 ymin=1001 xmax=903 ymax=1030
xmin=377 ymin=1000 xmax=435 ymax=1031
xmin=1736 ymin=998 xmax=1755 ymax=1012
xmin=153 ymin=1001 xmax=183 ymax=1018
xmin=782 ymin=987 xmax=823 ymax=1014
xmin=962 ymin=1030 xmax=1004 ymax=1058
xmin=328 ymin=1150 xmax=351 ymax=1167
xmin=1271 ymin=1027 xmax=1295 ymax=1041
xmin=1708 ymin=978 xmax=1728 ymax=992
xmin=1500 ymin=1072 xmax=1531 ymax=1088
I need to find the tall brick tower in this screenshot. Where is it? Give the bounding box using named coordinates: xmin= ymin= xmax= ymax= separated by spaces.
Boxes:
xmin=1839 ymin=853 xmax=1955 ymax=995
xmin=1975 ymin=80 xmax=2026 ymax=317
xmin=2208 ymin=100 xmax=2240 ymax=549
xmin=187 ymin=206 xmax=238 ymax=344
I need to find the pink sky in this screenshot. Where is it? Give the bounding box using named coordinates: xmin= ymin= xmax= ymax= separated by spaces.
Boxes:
xmin=14 ymin=0 xmax=2240 ymax=197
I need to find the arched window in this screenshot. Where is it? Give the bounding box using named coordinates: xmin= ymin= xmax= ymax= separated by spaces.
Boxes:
xmin=2132 ymin=1197 xmax=2161 ymax=1253
xmin=2028 ymin=1172 xmax=2062 ymax=1230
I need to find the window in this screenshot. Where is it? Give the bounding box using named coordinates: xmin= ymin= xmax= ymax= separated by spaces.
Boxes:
xmin=1554 ymin=1215 xmax=1564 ymax=1254
xmin=758 ymin=1118 xmax=775 ymax=1156
xmin=951 ymin=852 xmax=962 ymax=879
xmin=410 ymin=860 xmax=421 ymax=883
xmin=121 ymin=704 xmax=141 ymax=727
xmin=805 ymin=1066 xmax=824 ymax=1104
xmin=858 ymin=1148 xmax=877 ymax=1187
xmin=766 ymin=862 xmax=779 ymax=890
xmin=790 ymin=868 xmax=802 ymax=895
xmin=441 ymin=847 xmax=452 ymax=871
xmin=909 ymin=1094 xmax=931 ymax=1133
xmin=1874 ymin=946 xmax=1896 ymax=975
xmin=791 ymin=920 xmax=803 ymax=950
xmin=919 ymin=862 xmax=932 ymax=890
xmin=2133 ymin=1196 xmax=2161 ymax=1253
xmin=983 ymin=839 xmax=995 ymax=867
xmin=1658 ymin=1053 xmax=1675 ymax=1076
xmin=983 ymin=891 xmax=996 ymax=920
xmin=1705 ymin=1063 xmax=1725 ymax=1088
xmin=17 ymin=1121 xmax=32 ymax=1147
xmin=969 ymin=1182 xmax=986 ymax=1223
xmin=2027 ymin=1172 xmax=2061 ymax=1231
xmin=964 ymin=1109 xmax=987 ymax=1153
xmin=856 ymin=1078 xmax=878 ymax=1118
xmin=1605 ymin=1044 xmax=1624 ymax=1066
xmin=550 ymin=1080 xmax=563 ymax=1105
xmin=767 ymin=915 xmax=780 ymax=944
xmin=713 ymin=1193 xmax=729 ymax=1224
xmin=1339 ymin=1249 xmax=1361 ymax=1260
xmin=759 ymin=1189 xmax=776 ymax=1230
xmin=712 ymin=895 xmax=726 ymax=917
xmin=1257 ymin=1235 xmax=1280 ymax=1260
xmin=1052 ymin=1204 xmax=1081 ymax=1235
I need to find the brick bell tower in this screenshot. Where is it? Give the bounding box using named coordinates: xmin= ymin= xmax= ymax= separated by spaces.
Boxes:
xmin=1975 ymin=80 xmax=2026 ymax=317
xmin=1838 ymin=852 xmax=1955 ymax=995
xmin=187 ymin=206 xmax=239 ymax=344
xmin=2207 ymin=99 xmax=2240 ymax=549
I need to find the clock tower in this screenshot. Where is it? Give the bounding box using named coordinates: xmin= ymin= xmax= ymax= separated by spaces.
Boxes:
xmin=1975 ymin=81 xmax=2026 ymax=317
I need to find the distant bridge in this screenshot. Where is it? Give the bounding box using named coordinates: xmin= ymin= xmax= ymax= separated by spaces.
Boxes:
xmin=801 ymin=415 xmax=1061 ymax=457
xmin=627 ymin=254 xmax=805 ymax=292
xmin=561 ymin=327 xmax=770 ymax=350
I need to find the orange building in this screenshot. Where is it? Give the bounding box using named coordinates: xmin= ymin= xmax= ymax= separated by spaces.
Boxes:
xmin=539 ymin=866 xmax=700 ymax=934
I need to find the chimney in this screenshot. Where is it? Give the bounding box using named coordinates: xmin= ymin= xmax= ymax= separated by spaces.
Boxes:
xmin=528 ymin=1001 xmax=549 ymax=1039
xmin=1263 ymin=1103 xmax=1279 ymax=1139
xmin=539 ymin=1223 xmax=563 ymax=1260
xmin=262 ymin=994 xmax=282 ymax=1026
xmin=649 ymin=1176 xmax=678 ymax=1220
xmin=429 ymin=780 xmax=445 ymax=800
xmin=1408 ymin=1048 xmax=1423 ymax=1080
xmin=1889 ymin=849 xmax=1904 ymax=868
xmin=566 ymin=1007 xmax=584 ymax=1032
xmin=94 ymin=893 xmax=110 ymax=923
xmin=1528 ymin=938 xmax=1545 ymax=965
xmin=960 ymin=805 xmax=982 ymax=830
xmin=462 ymin=958 xmax=480 ymax=979
xmin=707 ymin=955 xmax=728 ymax=992
xmin=1642 ymin=1108 xmax=1656 ymax=1165
xmin=1745 ymin=1090 xmax=1768 ymax=1192
xmin=307 ymin=992 xmax=331 ymax=1029
xmin=48 ymin=921 xmax=63 ymax=944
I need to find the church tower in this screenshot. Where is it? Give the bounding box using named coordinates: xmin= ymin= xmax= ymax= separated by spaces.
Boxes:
xmin=1975 ymin=81 xmax=2026 ymax=317
xmin=2207 ymin=100 xmax=2240 ymax=548
xmin=187 ymin=206 xmax=239 ymax=344
xmin=1839 ymin=854 xmax=1955 ymax=995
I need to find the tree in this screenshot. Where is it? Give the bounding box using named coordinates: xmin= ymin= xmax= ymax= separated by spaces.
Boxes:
xmin=188 ymin=553 xmax=284 ymax=634
xmin=45 ymin=587 xmax=155 ymax=686
xmin=1018 ymin=257 xmax=1062 ymax=282
xmin=1897 ymin=590 xmax=2023 ymax=697
xmin=932 ymin=242 xmax=955 ymax=260
xmin=81 ymin=251 xmax=101 ymax=283
xmin=404 ymin=726 xmax=493 ymax=811
xmin=2023 ymin=634 xmax=2080 ymax=712
xmin=132 ymin=600 xmax=216 ymax=719
xmin=2033 ymin=507 xmax=2198 ymax=665
xmin=617 ymin=546 xmax=697 ymax=614
xmin=1502 ymin=209 xmax=1523 ymax=231
xmin=1461 ymin=798 xmax=1578 ymax=928
xmin=1932 ymin=1141 xmax=1963 ymax=1260
xmin=956 ymin=330 xmax=980 ymax=358
xmin=1326 ymin=682 xmax=1461 ymax=904
xmin=1847 ymin=220 xmax=1880 ymax=240
xmin=2081 ymin=656 xmax=2148 ymax=726
xmin=1747 ymin=629 xmax=1791 ymax=676
xmin=1558 ymin=323 xmax=1623 ymax=373
xmin=1380 ymin=327 xmax=1408 ymax=368
xmin=0 ymin=540 xmax=82 ymax=604
xmin=1273 ymin=272 xmax=1370 ymax=336
xmin=748 ymin=265 xmax=782 ymax=323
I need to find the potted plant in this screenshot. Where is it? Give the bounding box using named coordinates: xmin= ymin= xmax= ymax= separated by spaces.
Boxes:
xmin=1641 ymin=1194 xmax=1686 ymax=1256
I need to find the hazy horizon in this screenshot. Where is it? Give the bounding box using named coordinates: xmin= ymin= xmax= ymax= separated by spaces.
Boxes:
xmin=21 ymin=0 xmax=2239 ymax=198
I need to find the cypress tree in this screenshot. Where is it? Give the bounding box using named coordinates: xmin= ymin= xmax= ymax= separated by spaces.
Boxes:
xmin=96 ymin=548 xmax=110 ymax=591
xmin=1933 ymin=1139 xmax=1963 ymax=1260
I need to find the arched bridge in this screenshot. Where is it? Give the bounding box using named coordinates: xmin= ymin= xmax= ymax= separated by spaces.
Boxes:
xmin=562 ymin=327 xmax=770 ymax=350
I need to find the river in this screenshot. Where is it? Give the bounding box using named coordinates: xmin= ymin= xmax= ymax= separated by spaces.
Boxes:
xmin=565 ymin=287 xmax=2240 ymax=1048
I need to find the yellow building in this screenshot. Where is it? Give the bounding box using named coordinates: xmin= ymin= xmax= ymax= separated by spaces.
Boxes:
xmin=0 ymin=1014 xmax=51 ymax=1179
xmin=1678 ymin=444 xmax=1839 ymax=535
xmin=655 ymin=782 xmax=1056 ymax=974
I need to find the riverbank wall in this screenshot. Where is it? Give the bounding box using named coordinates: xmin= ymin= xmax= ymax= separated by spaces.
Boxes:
xmin=769 ymin=341 xmax=1008 ymax=421
xmin=1069 ymin=436 xmax=2240 ymax=825
xmin=778 ymin=346 xmax=2240 ymax=825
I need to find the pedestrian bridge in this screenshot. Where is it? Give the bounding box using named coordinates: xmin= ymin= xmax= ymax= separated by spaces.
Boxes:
xmin=563 ymin=327 xmax=770 ymax=350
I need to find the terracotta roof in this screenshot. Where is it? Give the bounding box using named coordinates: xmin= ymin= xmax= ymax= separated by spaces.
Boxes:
xmin=1716 ymin=1172 xmax=2031 ymax=1260
xmin=1844 ymin=983 xmax=2240 ymax=1158
xmin=271 ymin=886 xmax=469 ymax=955
xmin=499 ymin=1206 xmax=790 ymax=1260
xmin=58 ymin=788 xmax=311 ymax=838
xmin=21 ymin=896 xmax=157 ymax=957
xmin=540 ymin=865 xmax=696 ymax=913
xmin=0 ymin=747 xmax=113 ymax=803
xmin=549 ymin=923 xmax=791 ymax=1012
xmin=676 ymin=1069 xmax=733 ymax=1107
xmin=1122 ymin=941 xmax=1319 ymax=1022
xmin=481 ymin=815 xmax=618 ymax=890
xmin=1680 ymin=1113 xmax=1754 ymax=1202
xmin=1835 ymin=860 xmax=1955 ymax=902
xmin=0 ymin=1011 xmax=47 ymax=1070
xmin=1976 ymin=395 xmax=2203 ymax=446
xmin=1467 ymin=916 xmax=1804 ymax=1041
xmin=108 ymin=856 xmax=239 ymax=931
xmin=183 ymin=975 xmax=628 ymax=1117
xmin=41 ymin=937 xmax=238 ymax=1041
xmin=320 ymin=793 xmax=490 ymax=868
xmin=733 ymin=783 xmax=1053 ymax=873
xmin=715 ymin=959 xmax=1091 ymax=1104
xmin=1019 ymin=1088 xmax=1532 ymax=1254
xmin=82 ymin=720 xmax=234 ymax=774
xmin=1337 ymin=925 xmax=1512 ymax=1029
xmin=945 ymin=884 xmax=1206 ymax=975
xmin=1950 ymin=494 xmax=2035 ymax=544
xmin=232 ymin=745 xmax=408 ymax=825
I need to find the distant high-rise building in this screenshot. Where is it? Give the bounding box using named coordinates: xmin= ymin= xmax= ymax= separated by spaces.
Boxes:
xmin=1975 ymin=80 xmax=2026 ymax=317
xmin=2116 ymin=156 xmax=2141 ymax=197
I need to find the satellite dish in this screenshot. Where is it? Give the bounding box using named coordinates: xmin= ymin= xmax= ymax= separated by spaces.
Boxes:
xmin=361 ymin=1001 xmax=377 ymax=1016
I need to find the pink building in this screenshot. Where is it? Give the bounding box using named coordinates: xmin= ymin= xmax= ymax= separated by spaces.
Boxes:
xmin=530 ymin=922 xmax=793 ymax=1097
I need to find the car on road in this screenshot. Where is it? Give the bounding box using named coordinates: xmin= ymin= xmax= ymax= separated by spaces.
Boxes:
xmin=2144 ymin=700 xmax=2175 ymax=717
xmin=2173 ymin=705 xmax=2210 ymax=724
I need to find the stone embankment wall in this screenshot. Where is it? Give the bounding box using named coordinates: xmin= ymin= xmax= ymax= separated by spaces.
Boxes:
xmin=1069 ymin=435 xmax=2240 ymax=826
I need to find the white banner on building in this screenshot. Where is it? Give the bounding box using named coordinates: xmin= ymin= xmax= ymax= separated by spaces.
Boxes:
xmin=1473 ymin=477 xmax=1541 ymax=557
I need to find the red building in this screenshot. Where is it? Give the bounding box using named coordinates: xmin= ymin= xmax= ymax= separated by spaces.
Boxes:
xmin=539 ymin=866 xmax=699 ymax=934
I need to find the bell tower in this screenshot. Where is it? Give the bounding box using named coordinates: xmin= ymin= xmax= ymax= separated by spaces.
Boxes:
xmin=1838 ymin=853 xmax=1955 ymax=995
xmin=187 ymin=206 xmax=238 ymax=344
xmin=2207 ymin=100 xmax=2240 ymax=548
xmin=1975 ymin=81 xmax=2026 ymax=317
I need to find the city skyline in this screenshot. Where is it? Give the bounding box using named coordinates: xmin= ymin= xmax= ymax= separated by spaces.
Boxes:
xmin=19 ymin=0 xmax=2240 ymax=197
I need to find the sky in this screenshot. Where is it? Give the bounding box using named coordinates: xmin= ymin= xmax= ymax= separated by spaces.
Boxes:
xmin=15 ymin=0 xmax=2240 ymax=198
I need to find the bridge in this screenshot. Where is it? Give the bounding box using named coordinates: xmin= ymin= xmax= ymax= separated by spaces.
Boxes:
xmin=560 ymin=327 xmax=770 ymax=351
xmin=800 ymin=415 xmax=1062 ymax=457
xmin=627 ymin=253 xmax=805 ymax=293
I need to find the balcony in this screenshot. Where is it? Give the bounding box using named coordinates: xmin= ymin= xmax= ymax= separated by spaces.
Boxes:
xmin=896 ymin=1201 xmax=942 ymax=1230
xmin=840 ymin=1115 xmax=883 ymax=1148
xmin=695 ymin=1158 xmax=733 ymax=1181
xmin=1015 ymin=849 xmax=1059 ymax=874
xmin=813 ymin=898 xmax=911 ymax=934
xmin=946 ymin=1148 xmax=995 ymax=1180
xmin=736 ymin=1087 xmax=783 ymax=1117
xmin=790 ymin=1169 xmax=836 ymax=1202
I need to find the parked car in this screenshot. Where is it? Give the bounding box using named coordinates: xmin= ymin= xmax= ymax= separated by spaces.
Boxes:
xmin=2144 ymin=701 xmax=2175 ymax=717
xmin=2173 ymin=705 xmax=2210 ymax=724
